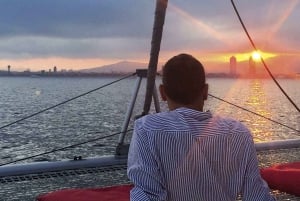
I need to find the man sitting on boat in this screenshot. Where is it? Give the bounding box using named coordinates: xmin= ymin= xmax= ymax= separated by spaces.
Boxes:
xmin=127 ymin=53 xmax=275 ymax=201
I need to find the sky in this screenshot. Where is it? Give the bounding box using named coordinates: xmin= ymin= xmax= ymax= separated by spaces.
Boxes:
xmin=0 ymin=0 xmax=300 ymax=74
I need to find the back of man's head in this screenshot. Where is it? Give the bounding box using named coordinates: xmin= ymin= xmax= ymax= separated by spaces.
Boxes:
xmin=162 ymin=53 xmax=206 ymax=105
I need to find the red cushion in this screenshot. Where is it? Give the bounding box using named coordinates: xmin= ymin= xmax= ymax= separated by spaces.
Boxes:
xmin=36 ymin=184 xmax=133 ymax=201
xmin=260 ymin=162 xmax=300 ymax=196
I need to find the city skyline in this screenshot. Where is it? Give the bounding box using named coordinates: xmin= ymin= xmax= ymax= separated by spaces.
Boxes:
xmin=2 ymin=55 xmax=299 ymax=79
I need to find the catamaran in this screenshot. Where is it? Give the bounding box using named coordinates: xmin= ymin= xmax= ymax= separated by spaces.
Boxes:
xmin=0 ymin=0 xmax=299 ymax=200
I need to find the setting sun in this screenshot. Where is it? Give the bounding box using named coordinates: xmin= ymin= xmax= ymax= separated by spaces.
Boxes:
xmin=252 ymin=51 xmax=262 ymax=62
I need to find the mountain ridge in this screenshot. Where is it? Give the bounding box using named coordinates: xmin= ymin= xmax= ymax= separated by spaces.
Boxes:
xmin=79 ymin=61 xmax=150 ymax=73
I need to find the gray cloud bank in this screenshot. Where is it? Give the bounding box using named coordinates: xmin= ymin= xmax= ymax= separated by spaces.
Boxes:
xmin=0 ymin=0 xmax=154 ymax=38
xmin=0 ymin=0 xmax=299 ymax=61
xmin=0 ymin=0 xmax=156 ymax=60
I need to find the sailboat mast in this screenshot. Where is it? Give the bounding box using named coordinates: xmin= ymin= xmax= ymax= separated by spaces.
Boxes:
xmin=142 ymin=0 xmax=168 ymax=115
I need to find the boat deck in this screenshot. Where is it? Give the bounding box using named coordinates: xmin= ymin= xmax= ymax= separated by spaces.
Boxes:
xmin=0 ymin=148 xmax=300 ymax=201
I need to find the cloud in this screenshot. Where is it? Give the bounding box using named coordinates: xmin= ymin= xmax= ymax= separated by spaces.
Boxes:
xmin=0 ymin=0 xmax=155 ymax=61
xmin=0 ymin=0 xmax=299 ymax=71
xmin=0 ymin=36 xmax=151 ymax=60
xmin=0 ymin=0 xmax=154 ymax=39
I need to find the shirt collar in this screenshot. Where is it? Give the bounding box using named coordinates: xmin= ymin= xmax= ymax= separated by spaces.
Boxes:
xmin=174 ymin=107 xmax=212 ymax=122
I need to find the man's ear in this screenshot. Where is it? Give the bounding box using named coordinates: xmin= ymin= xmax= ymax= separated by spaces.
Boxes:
xmin=159 ymin=84 xmax=167 ymax=101
xmin=203 ymin=83 xmax=208 ymax=100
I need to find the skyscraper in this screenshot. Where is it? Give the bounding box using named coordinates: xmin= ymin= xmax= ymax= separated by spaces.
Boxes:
xmin=229 ymin=56 xmax=237 ymax=76
xmin=249 ymin=56 xmax=256 ymax=76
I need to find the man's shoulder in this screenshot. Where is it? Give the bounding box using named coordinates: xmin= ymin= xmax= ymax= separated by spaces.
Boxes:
xmin=134 ymin=111 xmax=251 ymax=138
xmin=214 ymin=115 xmax=251 ymax=135
xmin=135 ymin=111 xmax=180 ymax=130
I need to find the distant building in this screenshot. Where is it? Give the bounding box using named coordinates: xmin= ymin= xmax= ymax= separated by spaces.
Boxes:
xmin=7 ymin=65 xmax=11 ymax=73
xmin=229 ymin=56 xmax=237 ymax=76
xmin=54 ymin=66 xmax=57 ymax=73
xmin=248 ymin=56 xmax=256 ymax=76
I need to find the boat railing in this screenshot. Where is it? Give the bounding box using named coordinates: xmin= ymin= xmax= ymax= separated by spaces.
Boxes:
xmin=0 ymin=138 xmax=299 ymax=179
xmin=0 ymin=145 xmax=299 ymax=201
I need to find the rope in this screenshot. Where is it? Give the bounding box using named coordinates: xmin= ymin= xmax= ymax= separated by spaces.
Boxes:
xmin=230 ymin=0 xmax=300 ymax=113
xmin=0 ymin=73 xmax=136 ymax=131
xmin=0 ymin=129 xmax=133 ymax=167
xmin=208 ymin=94 xmax=300 ymax=134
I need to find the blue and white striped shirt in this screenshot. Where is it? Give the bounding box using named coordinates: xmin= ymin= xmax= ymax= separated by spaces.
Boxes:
xmin=127 ymin=107 xmax=275 ymax=201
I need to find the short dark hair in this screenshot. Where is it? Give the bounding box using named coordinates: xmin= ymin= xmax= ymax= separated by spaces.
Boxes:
xmin=162 ymin=53 xmax=206 ymax=105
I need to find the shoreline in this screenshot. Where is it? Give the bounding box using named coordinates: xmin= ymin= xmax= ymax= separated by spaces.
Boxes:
xmin=0 ymin=72 xmax=299 ymax=79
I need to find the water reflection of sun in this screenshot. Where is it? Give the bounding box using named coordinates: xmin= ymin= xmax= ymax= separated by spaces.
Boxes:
xmin=210 ymin=79 xmax=274 ymax=142
xmin=246 ymin=80 xmax=273 ymax=142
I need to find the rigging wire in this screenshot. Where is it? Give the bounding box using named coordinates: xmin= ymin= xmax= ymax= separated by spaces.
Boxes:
xmin=230 ymin=0 xmax=300 ymax=113
xmin=208 ymin=94 xmax=300 ymax=134
xmin=0 ymin=129 xmax=133 ymax=167
xmin=0 ymin=71 xmax=298 ymax=166
xmin=0 ymin=85 xmax=298 ymax=166
xmin=1 ymin=93 xmax=298 ymax=167
xmin=0 ymin=73 xmax=136 ymax=131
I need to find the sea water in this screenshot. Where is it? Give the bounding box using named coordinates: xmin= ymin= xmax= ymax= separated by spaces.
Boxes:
xmin=0 ymin=76 xmax=299 ymax=164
